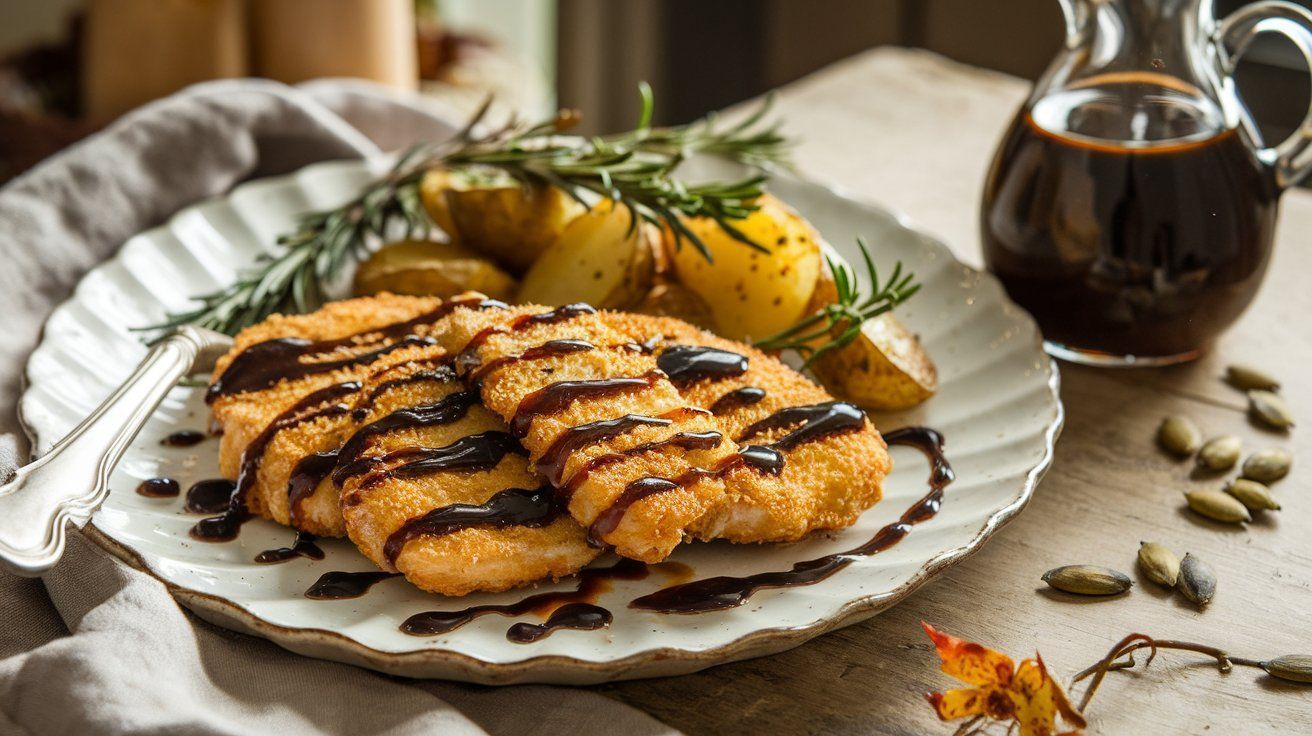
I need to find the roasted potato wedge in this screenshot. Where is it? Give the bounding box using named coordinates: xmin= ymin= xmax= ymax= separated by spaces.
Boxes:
xmin=635 ymin=280 xmax=716 ymax=330
xmin=418 ymin=168 xmax=460 ymax=238
xmin=353 ymin=240 xmax=518 ymax=301
xmin=446 ymin=183 xmax=586 ymax=274
xmin=516 ymin=200 xmax=657 ymax=309
xmin=809 ymin=311 xmax=938 ymax=411
xmin=667 ymin=194 xmax=822 ymax=341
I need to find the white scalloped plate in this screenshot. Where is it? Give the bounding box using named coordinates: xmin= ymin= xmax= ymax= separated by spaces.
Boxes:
xmin=20 ymin=157 xmax=1061 ymax=685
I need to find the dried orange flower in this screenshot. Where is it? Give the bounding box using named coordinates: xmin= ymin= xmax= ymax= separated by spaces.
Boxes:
xmin=922 ymin=622 xmax=1087 ymax=736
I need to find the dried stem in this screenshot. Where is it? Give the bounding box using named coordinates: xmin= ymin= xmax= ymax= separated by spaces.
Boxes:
xmin=1071 ymin=634 xmax=1269 ymax=713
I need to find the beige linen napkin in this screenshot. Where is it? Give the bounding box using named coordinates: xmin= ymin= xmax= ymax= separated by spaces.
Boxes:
xmin=0 ymin=78 xmax=677 ymax=736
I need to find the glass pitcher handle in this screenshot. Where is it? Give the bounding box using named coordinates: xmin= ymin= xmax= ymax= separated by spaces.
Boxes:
xmin=1217 ymin=1 xmax=1312 ymax=187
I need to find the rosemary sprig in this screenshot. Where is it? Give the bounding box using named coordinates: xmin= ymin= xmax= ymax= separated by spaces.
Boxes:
xmin=146 ymin=85 xmax=790 ymax=336
xmin=753 ymin=237 xmax=920 ymax=367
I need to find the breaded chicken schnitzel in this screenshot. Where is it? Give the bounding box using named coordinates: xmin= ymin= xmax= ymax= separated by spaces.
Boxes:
xmin=335 ymin=349 xmax=599 ymax=595
xmin=605 ymin=314 xmax=890 ymax=543
xmin=437 ymin=303 xmax=740 ymax=562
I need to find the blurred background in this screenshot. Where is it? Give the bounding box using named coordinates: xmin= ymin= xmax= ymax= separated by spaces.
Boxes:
xmin=2 ymin=0 xmax=1307 ymax=183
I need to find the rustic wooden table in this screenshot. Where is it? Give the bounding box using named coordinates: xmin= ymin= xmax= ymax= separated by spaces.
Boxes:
xmin=603 ymin=47 xmax=1312 ymax=735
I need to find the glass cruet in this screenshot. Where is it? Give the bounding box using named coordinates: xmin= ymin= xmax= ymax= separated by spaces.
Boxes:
xmin=982 ymin=0 xmax=1312 ymax=366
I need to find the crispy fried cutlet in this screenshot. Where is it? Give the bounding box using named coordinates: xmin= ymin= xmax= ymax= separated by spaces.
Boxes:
xmin=437 ymin=304 xmax=739 ymax=562
xmin=606 ymin=314 xmax=891 ymax=543
xmin=211 ymin=294 xmax=448 ymax=535
xmin=336 ymin=350 xmax=599 ymax=595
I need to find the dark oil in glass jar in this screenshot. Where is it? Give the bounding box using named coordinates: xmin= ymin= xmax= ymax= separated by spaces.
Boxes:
xmin=982 ymin=81 xmax=1280 ymax=362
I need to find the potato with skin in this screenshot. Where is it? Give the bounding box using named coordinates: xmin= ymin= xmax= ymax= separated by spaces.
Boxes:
xmin=809 ymin=311 xmax=938 ymax=411
xmin=447 ymin=183 xmax=586 ymax=274
xmin=517 ymin=200 xmax=658 ymax=309
xmin=668 ymin=194 xmax=822 ymax=342
xmin=353 ymin=240 xmax=518 ymax=301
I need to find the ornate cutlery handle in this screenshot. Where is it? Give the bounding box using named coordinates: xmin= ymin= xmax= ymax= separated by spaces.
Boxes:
xmin=0 ymin=326 xmax=232 ymax=577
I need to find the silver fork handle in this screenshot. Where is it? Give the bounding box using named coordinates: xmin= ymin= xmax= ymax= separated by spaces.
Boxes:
xmin=0 ymin=326 xmax=232 ymax=577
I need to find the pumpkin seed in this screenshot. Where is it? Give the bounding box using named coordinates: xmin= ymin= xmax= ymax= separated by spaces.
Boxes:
xmin=1157 ymin=415 xmax=1201 ymax=457
xmin=1177 ymin=553 xmax=1216 ymax=606
xmin=1226 ymin=479 xmax=1281 ymax=512
xmin=1042 ymin=565 xmax=1133 ymax=596
xmin=1137 ymin=542 xmax=1180 ymax=587
xmin=1242 ymin=448 xmax=1292 ymax=484
xmin=1249 ymin=390 xmax=1294 ymax=430
xmin=1262 ymin=655 xmax=1312 ymax=683
xmin=1184 ymin=489 xmax=1251 ymax=523
xmin=1226 ymin=364 xmax=1280 ymax=391
xmin=1197 ymin=435 xmax=1242 ymax=471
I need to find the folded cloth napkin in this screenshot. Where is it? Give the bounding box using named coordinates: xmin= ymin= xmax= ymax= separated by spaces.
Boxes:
xmin=0 ymin=79 xmax=677 ymax=736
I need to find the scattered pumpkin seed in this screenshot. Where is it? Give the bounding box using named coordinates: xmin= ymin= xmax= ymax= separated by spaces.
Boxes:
xmin=1178 ymin=553 xmax=1216 ymax=606
xmin=1197 ymin=435 xmax=1242 ymax=471
xmin=1042 ymin=565 xmax=1133 ymax=596
xmin=1158 ymin=415 xmax=1202 ymax=457
xmin=1242 ymin=448 xmax=1293 ymax=484
xmin=1249 ymin=390 xmax=1294 ymax=430
xmin=1184 ymin=489 xmax=1251 ymax=523
xmin=1226 ymin=479 xmax=1281 ymax=512
xmin=1226 ymin=363 xmax=1280 ymax=391
xmin=1137 ymin=542 xmax=1180 ymax=587
xmin=1261 ymin=655 xmax=1312 ymax=683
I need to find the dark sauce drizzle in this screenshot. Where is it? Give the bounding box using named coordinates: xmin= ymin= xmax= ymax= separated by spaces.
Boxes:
xmin=350 ymin=431 xmax=527 ymax=492
xmin=589 ymin=402 xmax=867 ymax=543
xmin=506 ymin=603 xmax=611 ymax=643
xmin=630 ymin=425 xmax=953 ymax=614
xmin=536 ymin=414 xmax=675 ymax=486
xmin=333 ymin=390 xmax=481 ymax=484
xmin=287 ymin=450 xmax=340 ymax=527
xmin=383 ymin=486 xmax=558 ymax=565
xmin=656 ymin=345 xmax=749 ymax=386
xmin=710 ymin=386 xmax=767 ymax=415
xmin=191 ymin=381 xmax=360 ymax=542
xmin=160 ymin=430 xmax=206 ymax=447
xmin=184 ymin=478 xmax=235 ymax=513
xmin=399 ymin=558 xmax=647 ymax=637
xmin=206 ymin=296 xmax=505 ymax=403
xmin=305 ymin=571 xmax=400 ymax=600
xmin=456 ymin=303 xmax=598 ymax=376
xmin=255 ymin=531 xmax=325 ymax=564
xmin=467 ymin=339 xmax=596 ymax=385
xmin=136 ymin=477 xmax=180 ymax=498
xmin=560 ymin=430 xmax=724 ymax=506
xmin=351 ymin=362 xmax=456 ymax=421
xmin=509 ymin=371 xmax=663 ymax=437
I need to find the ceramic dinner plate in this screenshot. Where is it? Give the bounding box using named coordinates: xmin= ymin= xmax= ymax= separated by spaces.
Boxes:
xmin=19 ymin=157 xmax=1061 ymax=685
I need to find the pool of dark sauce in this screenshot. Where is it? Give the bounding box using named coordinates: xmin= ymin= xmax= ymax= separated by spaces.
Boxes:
xmin=630 ymin=426 xmax=952 ymax=613
xmin=184 ymin=478 xmax=236 ymax=513
xmin=399 ymin=558 xmax=647 ymax=637
xmin=305 ymin=570 xmax=401 ymax=600
xmin=206 ymin=296 xmax=506 ymax=403
xmin=190 ymin=381 xmax=360 ymax=542
xmin=506 ymin=603 xmax=611 ymax=643
xmin=160 ymin=430 xmax=206 ymax=447
xmin=255 ymin=531 xmax=325 ymax=564
xmin=136 ymin=477 xmax=180 ymax=498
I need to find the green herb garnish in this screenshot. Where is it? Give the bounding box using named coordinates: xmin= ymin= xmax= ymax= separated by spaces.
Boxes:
xmin=145 ymin=84 xmax=789 ymax=336
xmin=753 ymin=238 xmax=920 ymax=367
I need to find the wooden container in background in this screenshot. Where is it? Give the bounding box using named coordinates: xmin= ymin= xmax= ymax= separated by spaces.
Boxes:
xmin=83 ymin=0 xmax=248 ymax=121
xmin=250 ymin=0 xmax=417 ymax=90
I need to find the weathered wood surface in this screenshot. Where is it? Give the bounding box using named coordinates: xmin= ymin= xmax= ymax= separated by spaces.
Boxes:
xmin=604 ymin=47 xmax=1312 ymax=735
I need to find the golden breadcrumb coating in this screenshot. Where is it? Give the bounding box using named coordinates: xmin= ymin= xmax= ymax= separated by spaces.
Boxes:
xmin=211 ymin=294 xmax=445 ymax=535
xmin=337 ymin=352 xmax=598 ymax=596
xmin=605 ymin=313 xmax=890 ymax=543
xmin=437 ymin=304 xmax=737 ymax=562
